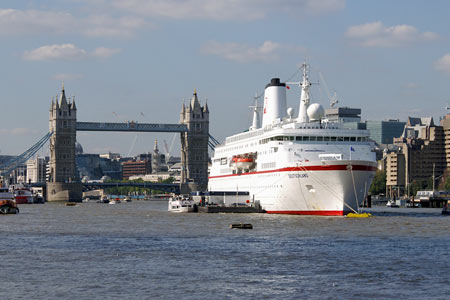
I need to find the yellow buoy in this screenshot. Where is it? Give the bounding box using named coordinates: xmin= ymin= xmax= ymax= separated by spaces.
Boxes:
xmin=346 ymin=212 xmax=372 ymax=218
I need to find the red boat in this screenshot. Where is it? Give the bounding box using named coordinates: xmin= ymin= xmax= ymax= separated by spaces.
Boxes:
xmin=9 ymin=185 xmax=34 ymax=204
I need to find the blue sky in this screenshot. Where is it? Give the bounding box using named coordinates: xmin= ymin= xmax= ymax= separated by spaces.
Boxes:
xmin=1 ymin=0 xmax=449 ymax=157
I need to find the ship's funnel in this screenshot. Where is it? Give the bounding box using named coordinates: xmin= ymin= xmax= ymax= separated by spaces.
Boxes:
xmin=262 ymin=78 xmax=287 ymax=127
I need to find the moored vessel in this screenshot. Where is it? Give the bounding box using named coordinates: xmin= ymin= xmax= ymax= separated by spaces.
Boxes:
xmin=0 ymin=187 xmax=19 ymax=214
xmin=168 ymin=195 xmax=196 ymax=213
xmin=9 ymin=184 xmax=34 ymax=204
xmin=208 ymin=63 xmax=377 ymax=216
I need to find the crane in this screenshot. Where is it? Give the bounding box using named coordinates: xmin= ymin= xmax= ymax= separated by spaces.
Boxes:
xmin=163 ymin=134 xmax=177 ymax=163
xmin=318 ymin=71 xmax=338 ymax=108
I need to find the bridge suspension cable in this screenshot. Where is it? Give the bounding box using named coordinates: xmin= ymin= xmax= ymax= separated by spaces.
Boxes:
xmin=0 ymin=131 xmax=53 ymax=176
xmin=208 ymin=134 xmax=220 ymax=151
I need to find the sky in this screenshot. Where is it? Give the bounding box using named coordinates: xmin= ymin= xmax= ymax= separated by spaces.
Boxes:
xmin=1 ymin=0 xmax=450 ymax=157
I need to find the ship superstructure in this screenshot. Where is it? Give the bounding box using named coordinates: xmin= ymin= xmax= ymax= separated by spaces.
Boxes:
xmin=208 ymin=64 xmax=377 ymax=215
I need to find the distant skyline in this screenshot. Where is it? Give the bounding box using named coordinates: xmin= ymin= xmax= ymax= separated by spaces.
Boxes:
xmin=1 ymin=0 xmax=449 ymax=157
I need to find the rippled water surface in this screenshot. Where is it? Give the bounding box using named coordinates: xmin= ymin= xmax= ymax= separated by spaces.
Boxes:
xmin=1 ymin=202 xmax=449 ymax=300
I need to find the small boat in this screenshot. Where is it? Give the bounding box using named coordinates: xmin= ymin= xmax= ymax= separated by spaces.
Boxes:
xmin=109 ymin=197 xmax=121 ymax=204
xmin=9 ymin=185 xmax=34 ymax=204
xmin=347 ymin=212 xmax=372 ymax=218
xmin=168 ymin=195 xmax=196 ymax=213
xmin=33 ymin=193 xmax=45 ymax=204
xmin=386 ymin=199 xmax=399 ymax=208
xmin=230 ymin=223 xmax=253 ymax=229
xmin=0 ymin=187 xmax=19 ymax=214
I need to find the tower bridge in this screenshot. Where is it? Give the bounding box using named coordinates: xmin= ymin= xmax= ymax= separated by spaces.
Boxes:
xmin=46 ymin=85 xmax=210 ymax=202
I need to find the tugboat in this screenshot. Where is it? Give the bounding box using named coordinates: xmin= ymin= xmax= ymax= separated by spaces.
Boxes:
xmin=0 ymin=187 xmax=19 ymax=214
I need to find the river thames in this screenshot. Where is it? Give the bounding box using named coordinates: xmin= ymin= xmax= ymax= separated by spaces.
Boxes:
xmin=1 ymin=201 xmax=449 ymax=300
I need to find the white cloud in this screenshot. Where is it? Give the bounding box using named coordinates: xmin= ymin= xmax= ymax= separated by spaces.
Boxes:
xmin=434 ymin=54 xmax=450 ymax=74
xmin=0 ymin=9 xmax=149 ymax=38
xmin=23 ymin=44 xmax=88 ymax=61
xmin=22 ymin=44 xmax=121 ymax=61
xmin=110 ymin=0 xmax=345 ymax=21
xmin=201 ymin=40 xmax=305 ymax=63
xmin=345 ymin=21 xmax=439 ymax=47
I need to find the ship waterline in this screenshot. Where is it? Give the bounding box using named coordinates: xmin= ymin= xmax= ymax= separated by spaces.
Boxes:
xmin=209 ymin=160 xmax=377 ymax=216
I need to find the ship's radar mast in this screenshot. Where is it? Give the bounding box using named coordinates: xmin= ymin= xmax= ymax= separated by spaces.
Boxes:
xmin=298 ymin=63 xmax=312 ymax=123
xmin=286 ymin=62 xmax=312 ymax=123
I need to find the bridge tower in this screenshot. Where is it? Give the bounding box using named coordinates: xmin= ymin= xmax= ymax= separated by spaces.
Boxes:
xmin=180 ymin=90 xmax=209 ymax=193
xmin=47 ymin=84 xmax=82 ymax=201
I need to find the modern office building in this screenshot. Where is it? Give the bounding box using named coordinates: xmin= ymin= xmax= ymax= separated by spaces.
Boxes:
xmin=366 ymin=120 xmax=406 ymax=145
xmin=26 ymin=157 xmax=49 ymax=183
xmin=77 ymin=153 xmax=122 ymax=181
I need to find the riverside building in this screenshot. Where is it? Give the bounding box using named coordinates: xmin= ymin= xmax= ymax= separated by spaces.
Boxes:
xmin=388 ymin=117 xmax=445 ymax=196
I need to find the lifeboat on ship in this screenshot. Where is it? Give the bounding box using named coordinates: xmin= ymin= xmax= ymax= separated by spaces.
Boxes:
xmin=231 ymin=155 xmax=255 ymax=170
xmin=236 ymin=157 xmax=255 ymax=169
xmin=230 ymin=156 xmax=238 ymax=170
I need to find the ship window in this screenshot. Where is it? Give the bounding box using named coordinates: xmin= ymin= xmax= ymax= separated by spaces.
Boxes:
xmin=344 ymin=137 xmax=350 ymax=141
xmin=330 ymin=137 xmax=337 ymax=141
xmin=350 ymin=137 xmax=356 ymax=142
xmin=310 ymin=136 xmax=317 ymax=141
xmin=220 ymin=158 xmax=227 ymax=165
xmin=296 ymin=136 xmax=302 ymax=141
xmin=337 ymin=137 xmax=344 ymax=141
xmin=323 ymin=136 xmax=330 ymax=141
xmin=303 ymin=136 xmax=310 ymax=141
xmin=317 ymin=136 xmax=323 ymax=141
xmin=276 ymin=136 xmax=283 ymax=141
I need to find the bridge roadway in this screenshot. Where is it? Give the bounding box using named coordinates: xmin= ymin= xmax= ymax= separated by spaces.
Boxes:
xmin=31 ymin=182 xmax=180 ymax=193
xmin=76 ymin=121 xmax=188 ymax=133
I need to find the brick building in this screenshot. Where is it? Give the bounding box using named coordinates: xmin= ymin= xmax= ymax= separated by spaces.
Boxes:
xmin=122 ymin=160 xmax=151 ymax=180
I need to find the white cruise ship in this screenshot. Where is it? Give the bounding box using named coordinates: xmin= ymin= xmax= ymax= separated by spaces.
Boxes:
xmin=208 ymin=64 xmax=377 ymax=216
